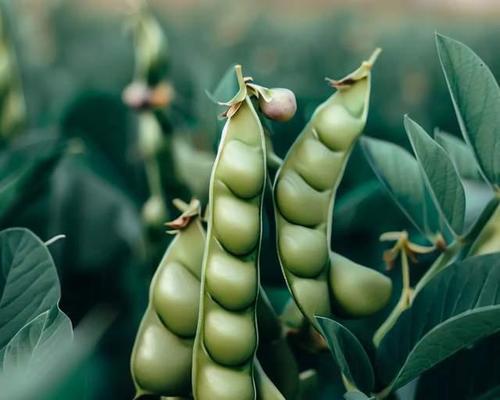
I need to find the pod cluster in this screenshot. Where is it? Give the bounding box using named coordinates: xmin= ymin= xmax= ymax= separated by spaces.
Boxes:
xmin=192 ymin=96 xmax=266 ymax=400
xmin=274 ymin=51 xmax=391 ymax=325
xmin=131 ymin=211 xmax=206 ymax=398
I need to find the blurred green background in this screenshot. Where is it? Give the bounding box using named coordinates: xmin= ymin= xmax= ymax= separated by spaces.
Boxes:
xmin=2 ymin=0 xmax=500 ymax=398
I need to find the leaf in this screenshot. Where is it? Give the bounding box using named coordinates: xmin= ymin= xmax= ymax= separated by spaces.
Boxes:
xmin=344 ymin=391 xmax=375 ymax=400
xmin=434 ymin=129 xmax=482 ymax=181
xmin=377 ymin=253 xmax=500 ymax=392
xmin=0 ymin=308 xmax=113 ymax=400
xmin=361 ymin=136 xmax=440 ymax=239
xmin=436 ymin=33 xmax=500 ymax=187
xmin=0 ymin=228 xmax=62 ymax=349
xmin=405 ymin=116 xmax=466 ymax=235
xmin=415 ymin=333 xmax=500 ymax=400
xmin=316 ymin=317 xmax=374 ymax=393
xmin=1 ymin=306 xmax=72 ymax=374
xmin=207 ymin=64 xmax=240 ymax=105
xmin=0 ymin=135 xmax=63 ymax=224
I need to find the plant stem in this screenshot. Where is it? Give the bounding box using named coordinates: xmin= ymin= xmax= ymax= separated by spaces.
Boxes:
xmin=373 ymin=248 xmax=411 ymax=347
xmin=373 ymin=196 xmax=500 ymax=348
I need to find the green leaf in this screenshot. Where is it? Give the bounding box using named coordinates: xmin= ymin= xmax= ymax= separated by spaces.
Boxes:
xmin=207 ymin=64 xmax=240 ymax=105
xmin=0 ymin=309 xmax=113 ymax=400
xmin=316 ymin=317 xmax=374 ymax=393
xmin=377 ymin=253 xmax=500 ymax=392
xmin=405 ymin=116 xmax=466 ymax=235
xmin=361 ymin=136 xmax=439 ymax=240
xmin=0 ymin=228 xmax=63 ymax=349
xmin=434 ymin=129 xmax=482 ymax=181
xmin=415 ymin=334 xmax=500 ymax=400
xmin=436 ymin=33 xmax=500 ymax=188
xmin=0 ymin=136 xmax=63 ymax=223
xmin=1 ymin=306 xmax=72 ymax=374
xmin=344 ymin=391 xmax=374 ymax=400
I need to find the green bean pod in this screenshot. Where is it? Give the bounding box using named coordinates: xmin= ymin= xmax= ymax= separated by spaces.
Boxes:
xmin=274 ymin=50 xmax=391 ymax=326
xmin=131 ymin=201 xmax=205 ymax=398
xmin=192 ymin=86 xmax=266 ymax=399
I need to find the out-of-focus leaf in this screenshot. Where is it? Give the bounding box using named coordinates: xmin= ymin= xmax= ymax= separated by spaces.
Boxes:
xmin=436 ymin=33 xmax=500 ymax=187
xmin=1 ymin=306 xmax=72 ymax=374
xmin=317 ymin=317 xmax=374 ymax=393
xmin=0 ymin=135 xmax=63 ymax=224
xmin=48 ymin=155 xmax=143 ymax=272
xmin=377 ymin=253 xmax=500 ymax=393
xmin=361 ymin=136 xmax=440 ymax=240
xmin=405 ymin=116 xmax=466 ymax=235
xmin=0 ymin=308 xmax=114 ymax=400
xmin=0 ymin=228 xmax=62 ymax=349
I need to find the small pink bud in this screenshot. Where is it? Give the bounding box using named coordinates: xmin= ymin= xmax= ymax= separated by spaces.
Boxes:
xmin=259 ymin=88 xmax=297 ymax=122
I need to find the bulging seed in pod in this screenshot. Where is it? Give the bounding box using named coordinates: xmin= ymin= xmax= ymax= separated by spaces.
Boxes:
xmin=213 ymin=195 xmax=260 ymax=255
xmin=132 ymin=312 xmax=193 ymax=394
xmin=203 ymin=307 xmax=257 ymax=366
xmin=206 ymin=252 xmax=257 ymax=310
xmin=259 ymin=88 xmax=297 ymax=122
xmin=291 ymin=138 xmax=345 ymax=191
xmin=275 ymin=170 xmax=329 ymax=226
xmin=291 ymin=278 xmax=331 ymax=318
xmin=197 ymin=363 xmax=254 ymax=400
xmin=152 ymin=261 xmax=200 ymax=337
xmin=329 ymin=253 xmax=392 ymax=317
xmin=313 ymin=104 xmax=364 ymax=151
xmin=217 ymin=140 xmax=265 ymax=199
xmin=278 ymin=223 xmax=328 ymax=278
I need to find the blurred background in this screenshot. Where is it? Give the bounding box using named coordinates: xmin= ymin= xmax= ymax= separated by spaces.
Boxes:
xmin=1 ymin=0 xmax=500 ymax=398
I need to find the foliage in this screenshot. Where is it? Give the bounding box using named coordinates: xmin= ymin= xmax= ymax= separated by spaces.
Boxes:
xmin=0 ymin=3 xmax=499 ymax=400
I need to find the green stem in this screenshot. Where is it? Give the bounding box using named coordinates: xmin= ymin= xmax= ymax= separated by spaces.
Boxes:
xmin=144 ymin=156 xmax=164 ymax=199
xmin=373 ymin=249 xmax=411 ymax=347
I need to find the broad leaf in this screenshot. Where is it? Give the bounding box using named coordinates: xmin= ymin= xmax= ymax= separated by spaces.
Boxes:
xmin=0 ymin=309 xmax=112 ymax=400
xmin=317 ymin=317 xmax=374 ymax=393
xmin=0 ymin=228 xmax=62 ymax=349
xmin=1 ymin=306 xmax=72 ymax=374
xmin=377 ymin=253 xmax=500 ymax=392
xmin=405 ymin=116 xmax=466 ymax=235
xmin=436 ymin=33 xmax=500 ymax=187
xmin=344 ymin=391 xmax=374 ymax=400
xmin=361 ymin=136 xmax=440 ymax=239
xmin=434 ymin=130 xmax=482 ymax=181
xmin=415 ymin=333 xmax=500 ymax=400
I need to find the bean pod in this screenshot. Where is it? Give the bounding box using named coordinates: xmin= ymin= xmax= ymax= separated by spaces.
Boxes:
xmin=131 ymin=201 xmax=205 ymax=398
xmin=274 ymin=50 xmax=391 ymax=326
xmin=192 ymin=73 xmax=266 ymax=400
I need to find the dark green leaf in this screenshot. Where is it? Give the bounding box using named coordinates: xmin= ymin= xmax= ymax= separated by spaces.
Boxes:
xmin=0 ymin=136 xmax=63 ymax=224
xmin=377 ymin=253 xmax=500 ymax=392
xmin=0 ymin=228 xmax=62 ymax=349
xmin=415 ymin=333 xmax=500 ymax=400
xmin=434 ymin=129 xmax=482 ymax=181
xmin=316 ymin=317 xmax=374 ymax=393
xmin=405 ymin=116 xmax=466 ymax=235
xmin=361 ymin=136 xmax=439 ymax=240
xmin=436 ymin=33 xmax=500 ymax=187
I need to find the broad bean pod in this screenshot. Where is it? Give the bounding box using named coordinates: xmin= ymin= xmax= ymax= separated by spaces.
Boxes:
xmin=131 ymin=200 xmax=205 ymax=398
xmin=274 ymin=50 xmax=391 ymax=326
xmin=192 ymin=67 xmax=266 ymax=400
